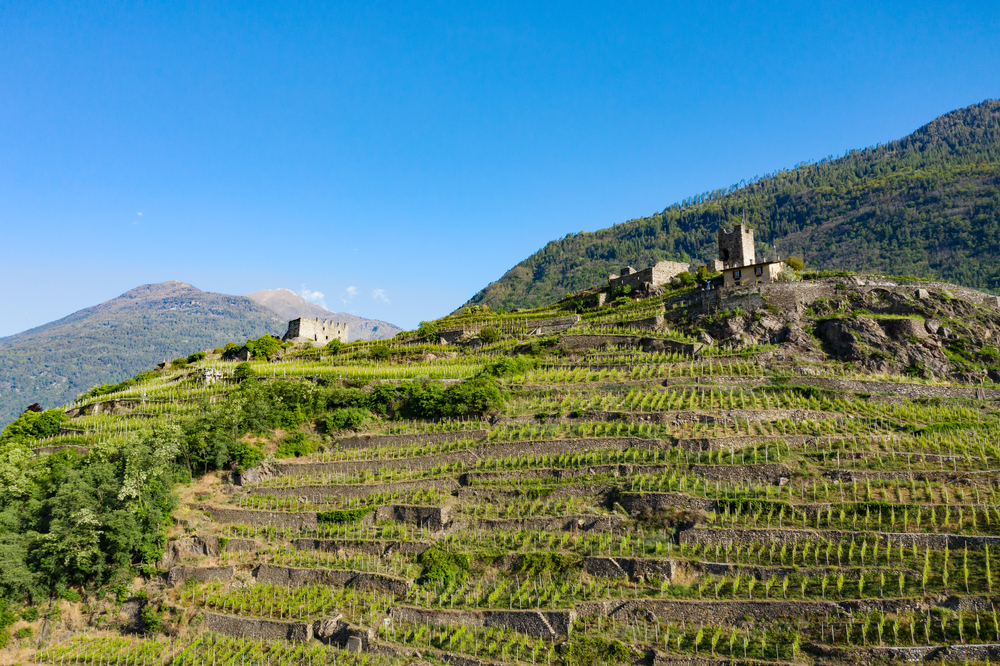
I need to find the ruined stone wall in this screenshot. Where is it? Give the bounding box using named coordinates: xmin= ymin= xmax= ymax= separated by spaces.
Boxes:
xmin=166 ymin=566 xmax=233 ymax=587
xmin=283 ymin=318 xmax=348 ymax=344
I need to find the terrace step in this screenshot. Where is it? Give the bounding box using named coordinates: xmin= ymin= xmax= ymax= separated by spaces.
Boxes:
xmin=679 ymin=527 xmax=1000 ymax=551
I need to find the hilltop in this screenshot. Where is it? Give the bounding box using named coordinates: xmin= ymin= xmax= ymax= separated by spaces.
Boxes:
xmin=244 ymin=288 xmax=403 ymax=341
xmin=5 ymin=273 xmax=1000 ymax=665
xmin=0 ymin=281 xmax=400 ymax=427
xmin=464 ymin=99 xmax=1000 ymax=311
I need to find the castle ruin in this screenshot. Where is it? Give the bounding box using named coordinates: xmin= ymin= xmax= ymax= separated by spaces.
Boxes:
xmin=607 ymin=261 xmax=691 ymax=293
xmin=282 ymin=318 xmax=349 ymax=345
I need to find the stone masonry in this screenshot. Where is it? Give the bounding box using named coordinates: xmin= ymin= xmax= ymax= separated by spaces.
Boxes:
xmin=283 ymin=317 xmax=349 ymax=344
xmin=717 ymin=224 xmax=755 ymax=269
xmin=608 ymin=261 xmax=691 ymax=293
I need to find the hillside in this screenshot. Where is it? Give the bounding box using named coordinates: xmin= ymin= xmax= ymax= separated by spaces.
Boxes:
xmin=465 ymin=98 xmax=1000 ymax=311
xmin=0 ymin=281 xmax=285 ymax=426
xmin=244 ymin=288 xmax=403 ymax=341
xmin=5 ymin=275 xmax=1000 ymax=664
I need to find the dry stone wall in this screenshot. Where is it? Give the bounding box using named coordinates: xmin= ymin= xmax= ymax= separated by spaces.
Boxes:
xmin=680 ymin=527 xmax=1000 ymax=550
xmin=292 ymin=538 xmax=433 ymax=557
xmin=250 ymin=478 xmax=459 ymax=501
xmin=389 ymin=606 xmax=573 ymax=638
xmin=200 ymin=505 xmax=317 ymax=529
xmin=204 ymin=612 xmax=313 ymax=642
xmin=335 ymin=430 xmax=488 ymax=450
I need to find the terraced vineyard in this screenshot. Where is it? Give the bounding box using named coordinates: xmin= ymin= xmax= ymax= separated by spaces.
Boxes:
xmin=12 ymin=276 xmax=1000 ymax=665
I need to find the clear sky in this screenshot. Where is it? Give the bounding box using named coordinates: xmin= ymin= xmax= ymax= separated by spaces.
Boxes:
xmin=1 ymin=1 xmax=998 ymax=336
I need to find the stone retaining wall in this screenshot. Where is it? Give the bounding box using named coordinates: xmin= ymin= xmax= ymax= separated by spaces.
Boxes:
xmin=166 ymin=566 xmax=233 ymax=587
xmin=249 ymin=478 xmax=460 ymax=501
xmin=204 ymin=612 xmax=312 ymax=641
xmin=253 ymin=564 xmax=411 ymax=595
xmin=679 ymin=527 xmax=1000 ymax=550
xmin=389 ymin=606 xmax=573 ymax=638
xmin=584 ymin=557 xmax=677 ymax=582
xmin=471 ymin=515 xmax=626 ymax=533
xmin=577 ymin=598 xmax=839 ymax=623
xmin=201 ymin=506 xmax=317 ymax=529
xmin=374 ymin=505 xmax=450 ymax=531
xmin=335 ymin=430 xmax=488 ymax=450
xmin=272 ymin=438 xmax=648 ymax=478
xmin=690 ymin=463 xmax=792 ymax=483
xmin=292 ymin=538 xmax=433 ymax=556
xmin=616 ymin=492 xmax=715 ymax=515
xmin=675 ymin=435 xmax=842 ymax=452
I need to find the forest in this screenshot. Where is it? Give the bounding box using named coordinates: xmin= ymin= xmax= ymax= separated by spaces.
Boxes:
xmin=465 ymin=99 xmax=1000 ymax=311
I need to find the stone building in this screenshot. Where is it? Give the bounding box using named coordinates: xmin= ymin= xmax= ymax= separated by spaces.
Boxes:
xmin=713 ymin=224 xmax=785 ymax=287
xmin=717 ymin=224 xmax=756 ymax=269
xmin=282 ymin=318 xmax=349 ymax=344
xmin=721 ymin=260 xmax=785 ymax=287
xmin=608 ymin=261 xmax=691 ymax=293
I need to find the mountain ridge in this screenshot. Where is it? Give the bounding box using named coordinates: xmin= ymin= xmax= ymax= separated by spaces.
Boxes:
xmin=463 ymin=98 xmax=1000 ymax=311
xmin=0 ymin=281 xmax=402 ymax=426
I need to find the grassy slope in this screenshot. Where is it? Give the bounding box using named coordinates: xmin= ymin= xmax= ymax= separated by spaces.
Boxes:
xmin=464 ymin=99 xmax=1000 ymax=311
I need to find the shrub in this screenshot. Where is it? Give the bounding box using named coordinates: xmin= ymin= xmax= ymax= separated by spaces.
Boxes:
xmin=675 ymin=271 xmax=697 ymax=286
xmin=0 ymin=631 xmax=8 ymax=649
xmin=186 ymin=351 xmax=206 ymax=363
xmin=275 ymin=432 xmax=317 ymax=458
xmin=227 ymin=440 xmax=265 ymax=470
xmin=323 ymin=407 xmax=369 ymax=432
xmin=483 ymin=355 xmax=536 ymax=377
xmin=325 ymin=339 xmax=343 ymax=354
xmin=245 ymin=335 xmax=282 ymax=359
xmin=233 ymin=363 xmax=255 ymax=381
xmin=14 ymin=626 xmax=32 ymax=639
xmin=416 ymin=321 xmax=440 ymax=341
xmin=369 ymin=345 xmax=392 ymax=360
xmin=140 ymin=604 xmax=165 ymax=633
xmin=418 ymin=548 xmax=470 ymax=586
xmin=19 ymin=607 xmax=38 ymax=622
xmin=479 ymin=327 xmax=501 ymax=344
xmin=784 ymin=255 xmax=805 ymax=271
xmin=170 ymin=357 xmax=188 ymax=368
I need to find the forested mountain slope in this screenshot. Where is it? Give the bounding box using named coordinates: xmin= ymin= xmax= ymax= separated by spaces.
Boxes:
xmin=0 ymin=281 xmax=285 ymax=426
xmin=464 ymin=99 xmax=1000 ymax=311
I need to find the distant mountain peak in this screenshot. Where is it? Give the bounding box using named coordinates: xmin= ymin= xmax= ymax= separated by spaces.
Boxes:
xmin=119 ymin=281 xmax=200 ymax=301
xmin=243 ymin=288 xmax=403 ymax=342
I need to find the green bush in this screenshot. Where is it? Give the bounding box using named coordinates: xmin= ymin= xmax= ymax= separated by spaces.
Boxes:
xmin=227 ymin=440 xmax=265 ymax=470
xmin=245 ymin=335 xmax=282 ymax=359
xmin=479 ymin=327 xmax=501 ymax=344
xmin=19 ymin=607 xmax=38 ymax=622
xmin=323 ymin=407 xmax=369 ymax=432
xmin=275 ymin=432 xmax=317 ymax=458
xmin=171 ymin=357 xmax=188 ymax=368
xmin=483 ymin=355 xmax=535 ymax=377
xmin=369 ymin=345 xmax=391 ymax=360
xmin=0 ymin=408 xmax=67 ymax=442
xmin=14 ymin=626 xmax=32 ymax=639
xmin=186 ymin=351 xmax=206 ymax=364
xmin=417 ymin=548 xmax=470 ymax=586
xmin=233 ymin=362 xmax=255 ymax=381
xmin=140 ymin=604 xmax=165 ymax=633
xmin=325 ymin=339 xmax=343 ymax=354
xmin=784 ymin=255 xmax=805 ymax=271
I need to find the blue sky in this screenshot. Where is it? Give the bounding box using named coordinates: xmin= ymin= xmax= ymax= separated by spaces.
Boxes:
xmin=1 ymin=0 xmax=998 ymax=336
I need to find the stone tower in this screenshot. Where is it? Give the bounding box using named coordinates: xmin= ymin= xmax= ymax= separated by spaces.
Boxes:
xmin=717 ymin=224 xmax=756 ymax=269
